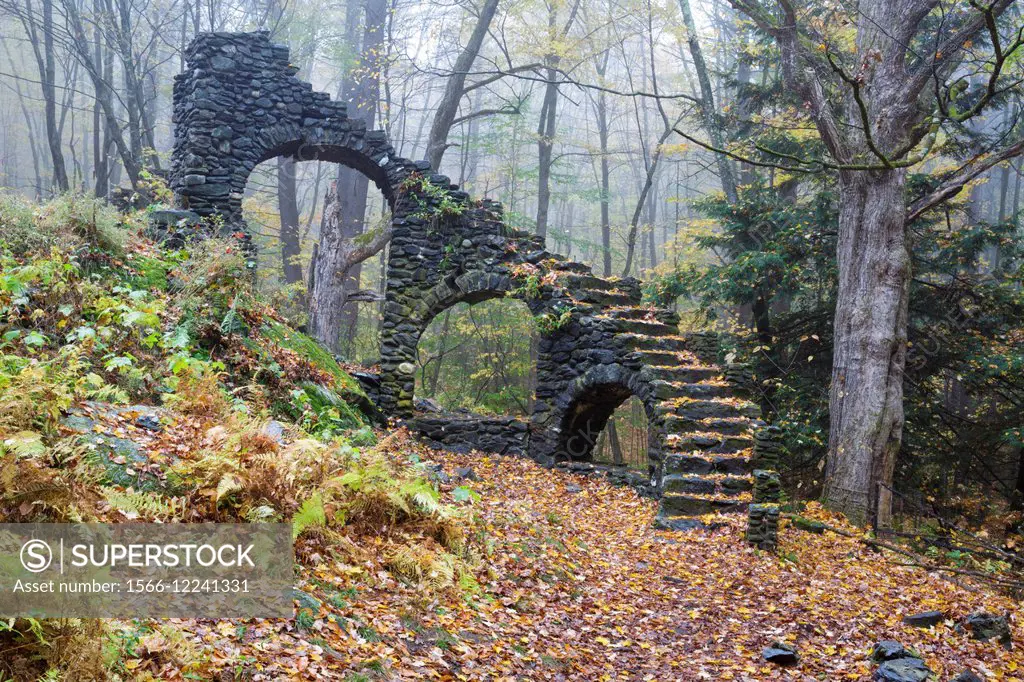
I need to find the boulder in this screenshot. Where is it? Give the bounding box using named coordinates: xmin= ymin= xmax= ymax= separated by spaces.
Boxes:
xmin=871 ymin=641 xmax=914 ymax=663
xmin=762 ymin=641 xmax=798 ymax=666
xmin=135 ymin=413 xmax=163 ymax=432
xmin=262 ymin=420 xmax=285 ymax=443
xmin=454 ymin=466 xmax=479 ymax=482
xmin=951 ymin=672 xmax=983 ymax=682
xmin=874 ymin=658 xmax=932 ymax=682
xmin=963 ymin=611 xmax=1012 ymax=649
xmin=903 ymin=611 xmax=944 ymax=628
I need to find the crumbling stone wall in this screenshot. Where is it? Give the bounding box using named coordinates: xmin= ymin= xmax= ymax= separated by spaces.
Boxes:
xmin=170 ymin=31 xmax=761 ymax=522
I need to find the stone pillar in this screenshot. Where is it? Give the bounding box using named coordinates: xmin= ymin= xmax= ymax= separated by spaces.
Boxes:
xmin=752 ymin=425 xmax=783 ymax=469
xmin=747 ymin=468 xmax=781 ymax=550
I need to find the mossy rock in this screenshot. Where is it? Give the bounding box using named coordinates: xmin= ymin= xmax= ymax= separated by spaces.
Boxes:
xmin=791 ymin=515 xmax=826 ymax=534
xmin=261 ymin=320 xmax=384 ymax=424
xmin=61 ymin=408 xmax=179 ymax=494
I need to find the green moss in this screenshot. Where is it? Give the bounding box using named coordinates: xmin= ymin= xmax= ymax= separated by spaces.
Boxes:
xmin=128 ymin=255 xmax=171 ymax=291
xmin=261 ymin=320 xmax=366 ymax=399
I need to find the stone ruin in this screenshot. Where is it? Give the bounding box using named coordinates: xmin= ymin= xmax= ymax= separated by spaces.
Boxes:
xmin=169 ymin=31 xmax=771 ymax=528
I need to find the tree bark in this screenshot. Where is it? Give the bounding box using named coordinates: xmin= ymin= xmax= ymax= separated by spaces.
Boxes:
xmin=308 ymin=182 xmax=392 ymax=351
xmin=277 ymin=156 xmax=303 ymax=284
xmin=607 ymin=418 xmax=624 ymax=466
xmin=424 ymin=0 xmax=501 ymax=169
xmin=678 ymin=0 xmax=736 ymax=203
xmin=20 ymin=0 xmax=69 ymax=193
xmin=596 ymin=81 xmax=612 ymax=276
xmin=535 ymin=62 xmax=558 ymax=239
xmin=307 ymin=0 xmax=387 ymax=353
xmin=824 ymin=169 xmax=911 ymax=528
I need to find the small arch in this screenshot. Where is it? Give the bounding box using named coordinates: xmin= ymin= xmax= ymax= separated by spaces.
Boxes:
xmin=411 ymin=269 xmax=524 ymax=326
xmin=550 ymin=364 xmax=663 ymax=482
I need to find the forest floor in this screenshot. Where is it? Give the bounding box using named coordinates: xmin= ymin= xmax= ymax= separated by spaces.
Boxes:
xmin=151 ymin=431 xmax=1021 ymax=682
xmin=1 ymin=201 xmax=1019 ymax=681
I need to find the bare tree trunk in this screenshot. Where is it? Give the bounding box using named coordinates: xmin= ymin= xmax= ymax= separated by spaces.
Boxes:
xmin=824 ymin=169 xmax=911 ymax=528
xmin=277 ymin=156 xmax=303 ymax=284
xmin=534 ymin=0 xmax=581 ymax=239
xmin=307 ymin=0 xmax=387 ymax=353
xmin=607 ymin=419 xmax=624 ymax=465
xmin=308 ymin=182 xmax=392 ymax=352
xmin=21 ymin=0 xmax=69 ymax=193
xmin=535 ymin=64 xmax=558 ymax=239
xmin=92 ymin=0 xmax=107 ymax=198
xmin=424 ymin=0 xmax=500 ymax=169
xmin=678 ymin=0 xmax=736 ymax=202
xmin=591 ymin=48 xmax=612 ymax=276
xmin=61 ymin=0 xmax=140 ymax=187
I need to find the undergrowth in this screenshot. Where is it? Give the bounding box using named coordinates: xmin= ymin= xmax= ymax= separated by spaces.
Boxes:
xmin=0 ymin=195 xmax=482 ymax=680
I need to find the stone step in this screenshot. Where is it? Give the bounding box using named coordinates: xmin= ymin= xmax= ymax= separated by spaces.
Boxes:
xmin=563 ymin=273 xmax=623 ymax=292
xmin=637 ymin=349 xmax=688 ymax=365
xmin=658 ymin=493 xmax=747 ymax=516
xmin=668 ymin=382 xmax=734 ymax=400
xmin=664 ymin=415 xmax=756 ymax=436
xmin=661 ymin=474 xmax=753 ymax=496
xmin=602 ymin=307 xmax=680 ymax=325
xmin=572 ymin=289 xmax=640 ymax=307
xmin=552 ymin=260 xmax=593 ymax=275
xmin=598 ymin=317 xmax=679 ymax=336
xmin=663 ymin=452 xmax=755 ymax=477
xmin=661 ymin=399 xmax=761 ymax=421
xmin=665 ymin=431 xmax=753 ymax=454
xmin=645 ymin=365 xmax=722 ymax=383
xmin=620 ymin=334 xmax=690 ymax=352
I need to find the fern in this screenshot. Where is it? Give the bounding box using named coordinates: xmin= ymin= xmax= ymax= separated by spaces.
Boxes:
xmin=100 ymin=487 xmax=181 ymax=520
xmin=245 ymin=504 xmax=278 ymax=522
xmin=292 ymin=493 xmax=326 ymax=539
xmin=215 ymin=474 xmax=243 ymax=503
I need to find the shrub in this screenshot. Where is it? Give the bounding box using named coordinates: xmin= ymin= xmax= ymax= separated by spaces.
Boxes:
xmin=0 ymin=193 xmax=128 ymax=257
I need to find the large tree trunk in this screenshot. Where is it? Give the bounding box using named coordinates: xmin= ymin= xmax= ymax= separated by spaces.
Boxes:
xmin=278 ymin=156 xmax=303 ymax=284
xmin=308 ymin=182 xmax=392 ymax=352
xmin=307 ymin=0 xmax=386 ymax=353
xmin=824 ymin=169 xmax=911 ymax=528
xmin=424 ymin=0 xmax=500 ymax=169
xmin=309 ymin=184 xmax=347 ymax=351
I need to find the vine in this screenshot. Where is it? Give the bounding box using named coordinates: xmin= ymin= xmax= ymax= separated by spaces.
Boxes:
xmin=398 ymin=173 xmax=467 ymax=223
xmin=535 ymin=304 xmax=575 ymax=335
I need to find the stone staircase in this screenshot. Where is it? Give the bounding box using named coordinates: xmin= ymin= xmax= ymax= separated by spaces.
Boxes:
xmin=556 ymin=271 xmax=764 ymax=528
xmin=629 ymin=333 xmax=763 ymax=527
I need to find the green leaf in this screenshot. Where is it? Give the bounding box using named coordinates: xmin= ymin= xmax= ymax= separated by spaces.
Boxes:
xmin=453 ymin=486 xmax=480 ymax=504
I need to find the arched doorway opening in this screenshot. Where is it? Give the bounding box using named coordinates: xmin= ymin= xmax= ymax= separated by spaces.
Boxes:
xmin=242 ymin=153 xmax=389 ymax=361
xmin=593 ymin=396 xmax=650 ymax=470
xmin=415 ymin=297 xmax=536 ymax=415
xmin=552 ymin=364 xmax=662 ymax=484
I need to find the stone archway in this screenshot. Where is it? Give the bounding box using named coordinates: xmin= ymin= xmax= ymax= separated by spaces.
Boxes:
xmin=169 ymin=30 xmax=764 ymax=527
xmin=550 ymin=363 xmax=664 ymax=485
xmin=170 ymin=32 xmax=418 ymax=235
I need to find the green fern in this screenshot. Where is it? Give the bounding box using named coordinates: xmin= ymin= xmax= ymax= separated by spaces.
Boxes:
xmin=292 ymin=493 xmax=326 ymax=539
xmin=100 ymin=487 xmax=181 ymax=520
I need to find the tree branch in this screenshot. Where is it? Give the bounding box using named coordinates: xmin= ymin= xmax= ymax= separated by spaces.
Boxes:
xmin=907 ymin=138 xmax=1024 ymax=222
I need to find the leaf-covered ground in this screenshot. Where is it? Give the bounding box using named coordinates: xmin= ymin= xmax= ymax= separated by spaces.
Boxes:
xmin=144 ymin=432 xmax=1021 ymax=681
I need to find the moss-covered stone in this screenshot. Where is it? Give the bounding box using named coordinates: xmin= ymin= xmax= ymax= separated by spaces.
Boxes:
xmin=61 ymin=409 xmax=178 ymax=494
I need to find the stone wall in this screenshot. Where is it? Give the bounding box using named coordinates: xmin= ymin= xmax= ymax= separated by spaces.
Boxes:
xmin=170 ymin=31 xmax=762 ymax=520
xmin=408 ymin=414 xmax=529 ymax=457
